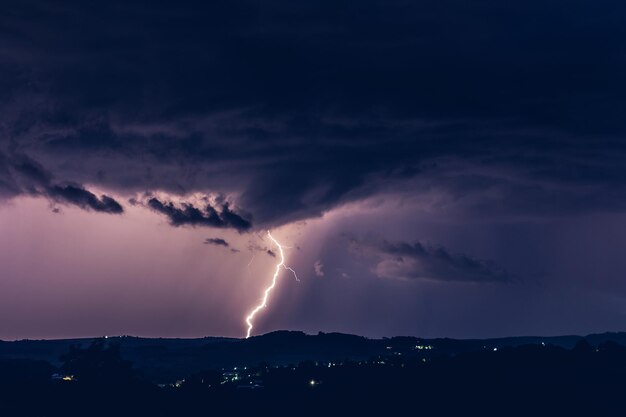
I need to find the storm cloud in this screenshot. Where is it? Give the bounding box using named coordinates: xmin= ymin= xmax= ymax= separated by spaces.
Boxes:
xmin=147 ymin=198 xmax=251 ymax=231
xmin=0 ymin=0 xmax=624 ymax=228
xmin=350 ymin=237 xmax=512 ymax=284
xmin=2 ymin=153 xmax=123 ymax=214
xmin=204 ymin=238 xmax=230 ymax=247
xmin=47 ymin=184 xmax=123 ymax=214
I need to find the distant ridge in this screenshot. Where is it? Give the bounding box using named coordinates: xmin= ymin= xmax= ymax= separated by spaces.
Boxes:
xmin=2 ymin=330 xmax=626 ymax=382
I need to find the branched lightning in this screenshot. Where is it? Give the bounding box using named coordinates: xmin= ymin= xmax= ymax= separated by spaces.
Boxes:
xmin=284 ymin=266 xmax=300 ymax=282
xmin=245 ymin=231 xmax=299 ymax=338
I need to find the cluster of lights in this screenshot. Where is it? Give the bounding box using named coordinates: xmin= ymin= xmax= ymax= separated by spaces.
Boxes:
xmin=52 ymin=374 xmax=76 ymax=382
xmin=414 ymin=345 xmax=433 ymax=350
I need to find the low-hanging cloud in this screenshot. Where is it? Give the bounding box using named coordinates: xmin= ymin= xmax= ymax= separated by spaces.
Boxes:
xmin=147 ymin=197 xmax=251 ymax=231
xmin=349 ymin=237 xmax=513 ymax=284
xmin=204 ymin=237 xmax=230 ymax=247
xmin=4 ymin=153 xmax=123 ymax=214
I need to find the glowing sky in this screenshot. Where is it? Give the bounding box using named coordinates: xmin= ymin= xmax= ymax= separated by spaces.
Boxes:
xmin=1 ymin=0 xmax=626 ymax=340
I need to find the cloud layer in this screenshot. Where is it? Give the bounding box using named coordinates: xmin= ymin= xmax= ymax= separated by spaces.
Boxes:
xmin=1 ymin=153 xmax=123 ymax=214
xmin=0 ymin=0 xmax=624 ymax=230
xmin=204 ymin=238 xmax=230 ymax=247
xmin=147 ymin=197 xmax=251 ymax=231
xmin=350 ymin=237 xmax=512 ymax=284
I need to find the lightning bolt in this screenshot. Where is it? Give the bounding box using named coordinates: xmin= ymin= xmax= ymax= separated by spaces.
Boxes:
xmin=284 ymin=266 xmax=300 ymax=282
xmin=245 ymin=231 xmax=299 ymax=338
xmin=246 ymin=254 xmax=255 ymax=269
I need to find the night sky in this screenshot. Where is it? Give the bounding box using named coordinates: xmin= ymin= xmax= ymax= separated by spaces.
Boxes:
xmin=1 ymin=0 xmax=626 ymax=340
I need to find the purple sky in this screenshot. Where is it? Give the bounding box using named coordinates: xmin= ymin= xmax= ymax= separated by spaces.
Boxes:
xmin=2 ymin=194 xmax=626 ymax=340
xmin=1 ymin=0 xmax=626 ymax=339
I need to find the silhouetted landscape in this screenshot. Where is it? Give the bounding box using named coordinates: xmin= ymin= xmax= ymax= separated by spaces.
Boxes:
xmin=2 ymin=331 xmax=626 ymax=416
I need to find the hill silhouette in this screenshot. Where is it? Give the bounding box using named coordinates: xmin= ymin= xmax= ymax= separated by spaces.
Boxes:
xmin=2 ymin=331 xmax=626 ymax=416
xmin=2 ymin=330 xmax=626 ymax=383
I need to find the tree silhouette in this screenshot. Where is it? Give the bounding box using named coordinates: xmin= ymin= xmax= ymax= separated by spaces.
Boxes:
xmin=60 ymin=338 xmax=137 ymax=384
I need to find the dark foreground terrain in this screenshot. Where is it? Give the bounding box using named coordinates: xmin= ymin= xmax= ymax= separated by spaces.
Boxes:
xmin=1 ymin=331 xmax=626 ymax=416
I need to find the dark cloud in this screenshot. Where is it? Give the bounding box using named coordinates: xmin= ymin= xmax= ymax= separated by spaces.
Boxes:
xmin=266 ymin=250 xmax=276 ymax=258
xmin=11 ymin=155 xmax=52 ymax=186
xmin=220 ymin=203 xmax=255 ymax=232
xmin=204 ymin=238 xmax=229 ymax=247
xmin=147 ymin=197 xmax=251 ymax=231
xmin=350 ymin=237 xmax=513 ymax=284
xmin=0 ymin=0 xmax=625 ymax=226
xmin=0 ymin=152 xmax=124 ymax=214
xmin=204 ymin=237 xmax=241 ymax=252
xmin=48 ymin=184 xmax=123 ymax=214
